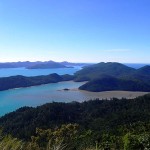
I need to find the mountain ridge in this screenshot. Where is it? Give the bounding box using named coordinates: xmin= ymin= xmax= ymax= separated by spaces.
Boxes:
xmin=0 ymin=60 xmax=91 ymax=69
xmin=75 ymin=62 xmax=150 ymax=92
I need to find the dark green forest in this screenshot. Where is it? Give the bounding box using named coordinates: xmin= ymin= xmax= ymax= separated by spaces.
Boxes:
xmin=76 ymin=62 xmax=150 ymax=92
xmin=0 ymin=62 xmax=150 ymax=149
xmin=0 ymin=62 xmax=150 ymax=92
xmin=1 ymin=94 xmax=150 ymax=149
xmin=0 ymin=73 xmax=74 ymax=91
xmin=79 ymin=75 xmax=150 ymax=92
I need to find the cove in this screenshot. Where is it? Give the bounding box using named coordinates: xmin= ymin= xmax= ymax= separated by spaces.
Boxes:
xmin=0 ymin=81 xmax=85 ymax=116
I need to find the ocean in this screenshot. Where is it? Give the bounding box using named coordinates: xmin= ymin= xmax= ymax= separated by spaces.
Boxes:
xmin=0 ymin=66 xmax=81 ymax=77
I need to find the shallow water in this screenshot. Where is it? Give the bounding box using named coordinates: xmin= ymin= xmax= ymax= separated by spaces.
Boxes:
xmin=0 ymin=80 xmax=148 ymax=116
xmin=0 ymin=81 xmax=86 ymax=116
xmin=0 ymin=64 xmax=149 ymax=116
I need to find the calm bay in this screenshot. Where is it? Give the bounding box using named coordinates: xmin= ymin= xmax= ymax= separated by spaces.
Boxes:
xmin=0 ymin=64 xmax=149 ymax=116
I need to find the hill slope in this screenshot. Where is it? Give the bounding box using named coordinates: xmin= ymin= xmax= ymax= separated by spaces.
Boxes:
xmin=0 ymin=94 xmax=150 ymax=140
xmin=74 ymin=62 xmax=150 ymax=92
xmin=0 ymin=73 xmax=74 ymax=91
xmin=79 ymin=76 xmax=150 ymax=92
xmin=74 ymin=62 xmax=135 ymax=81
xmin=27 ymin=61 xmax=68 ymax=69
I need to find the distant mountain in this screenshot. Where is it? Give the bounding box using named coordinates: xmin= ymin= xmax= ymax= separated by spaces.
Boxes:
xmin=0 ymin=63 xmax=16 ymax=68
xmin=136 ymin=65 xmax=150 ymax=76
xmin=120 ymin=65 xmax=150 ymax=84
xmin=0 ymin=61 xmax=92 ymax=69
xmin=124 ymin=63 xmax=150 ymax=69
xmin=74 ymin=62 xmax=135 ymax=81
xmin=79 ymin=76 xmax=150 ymax=92
xmin=27 ymin=61 xmax=68 ymax=69
xmin=0 ymin=61 xmax=149 ymax=92
xmin=60 ymin=61 xmax=93 ymax=67
xmin=0 ymin=61 xmax=42 ymax=68
xmin=74 ymin=62 xmax=150 ymax=92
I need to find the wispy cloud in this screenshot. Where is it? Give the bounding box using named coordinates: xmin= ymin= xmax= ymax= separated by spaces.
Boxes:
xmin=105 ymin=49 xmax=131 ymax=52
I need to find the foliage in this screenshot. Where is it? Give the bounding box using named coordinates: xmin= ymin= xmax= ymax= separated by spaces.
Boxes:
xmin=1 ymin=94 xmax=150 ymax=141
xmin=1 ymin=94 xmax=150 ymax=149
xmin=74 ymin=62 xmax=136 ymax=80
xmin=0 ymin=73 xmax=74 ymax=91
xmin=75 ymin=62 xmax=150 ymax=91
xmin=79 ymin=76 xmax=150 ymax=92
xmin=0 ymin=62 xmax=150 ymax=92
xmin=0 ymin=135 xmax=24 ymax=150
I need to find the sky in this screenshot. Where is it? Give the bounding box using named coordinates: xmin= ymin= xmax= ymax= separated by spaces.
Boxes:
xmin=0 ymin=0 xmax=150 ymax=63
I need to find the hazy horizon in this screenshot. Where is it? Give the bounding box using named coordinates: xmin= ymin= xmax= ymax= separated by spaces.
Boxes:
xmin=0 ymin=60 xmax=150 ymax=65
xmin=0 ymin=0 xmax=150 ymax=63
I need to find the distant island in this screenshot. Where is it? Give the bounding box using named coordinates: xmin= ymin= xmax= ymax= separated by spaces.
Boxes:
xmin=27 ymin=61 xmax=69 ymax=69
xmin=0 ymin=60 xmax=91 ymax=69
xmin=75 ymin=62 xmax=150 ymax=92
xmin=0 ymin=62 xmax=149 ymax=92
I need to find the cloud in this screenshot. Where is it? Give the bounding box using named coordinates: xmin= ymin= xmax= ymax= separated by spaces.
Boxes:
xmin=105 ymin=49 xmax=131 ymax=52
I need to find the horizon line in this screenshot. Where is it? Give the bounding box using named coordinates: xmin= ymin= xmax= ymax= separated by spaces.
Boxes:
xmin=0 ymin=60 xmax=149 ymax=64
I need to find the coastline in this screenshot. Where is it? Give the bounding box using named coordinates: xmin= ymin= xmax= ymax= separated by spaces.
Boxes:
xmin=60 ymin=88 xmax=149 ymax=99
xmin=79 ymin=90 xmax=149 ymax=99
xmin=1 ymin=80 xmax=149 ymax=100
xmin=5 ymin=80 xmax=85 ymax=92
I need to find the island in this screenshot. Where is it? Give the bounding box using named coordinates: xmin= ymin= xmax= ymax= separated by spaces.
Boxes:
xmin=0 ymin=62 xmax=150 ymax=92
xmin=75 ymin=62 xmax=150 ymax=92
xmin=27 ymin=61 xmax=69 ymax=69
xmin=0 ymin=73 xmax=74 ymax=91
xmin=0 ymin=60 xmax=91 ymax=69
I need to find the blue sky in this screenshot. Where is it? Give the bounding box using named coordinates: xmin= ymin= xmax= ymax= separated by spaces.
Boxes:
xmin=0 ymin=0 xmax=150 ymax=63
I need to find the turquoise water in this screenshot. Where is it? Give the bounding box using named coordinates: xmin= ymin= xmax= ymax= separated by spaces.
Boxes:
xmin=0 ymin=64 xmax=149 ymax=116
xmin=0 ymin=67 xmax=83 ymax=116
xmin=0 ymin=81 xmax=86 ymax=116
xmin=0 ymin=66 xmax=81 ymax=77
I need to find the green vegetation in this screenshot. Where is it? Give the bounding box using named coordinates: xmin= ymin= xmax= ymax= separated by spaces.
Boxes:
xmin=0 ymin=73 xmax=74 ymax=91
xmin=0 ymin=62 xmax=150 ymax=92
xmin=1 ymin=123 xmax=150 ymax=150
xmin=74 ymin=62 xmax=135 ymax=81
xmin=75 ymin=62 xmax=150 ymax=92
xmin=1 ymin=94 xmax=150 ymax=149
xmin=79 ymin=76 xmax=150 ymax=92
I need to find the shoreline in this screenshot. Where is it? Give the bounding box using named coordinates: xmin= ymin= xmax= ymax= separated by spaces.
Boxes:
xmin=2 ymin=81 xmax=86 ymax=92
xmin=59 ymin=88 xmax=149 ymax=99
xmin=1 ymin=80 xmax=149 ymax=100
xmin=79 ymin=90 xmax=149 ymax=99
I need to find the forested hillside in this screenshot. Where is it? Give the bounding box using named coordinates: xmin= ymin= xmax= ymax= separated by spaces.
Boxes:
xmin=75 ymin=62 xmax=150 ymax=92
xmin=74 ymin=62 xmax=136 ymax=81
xmin=1 ymin=94 xmax=150 ymax=139
xmin=79 ymin=76 xmax=150 ymax=92
xmin=0 ymin=94 xmax=150 ymax=149
xmin=0 ymin=73 xmax=74 ymax=91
